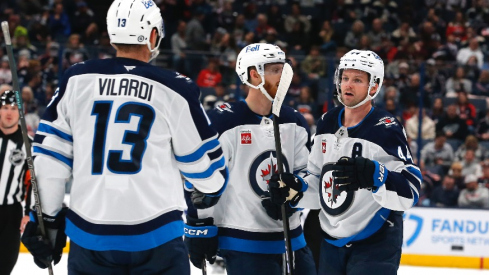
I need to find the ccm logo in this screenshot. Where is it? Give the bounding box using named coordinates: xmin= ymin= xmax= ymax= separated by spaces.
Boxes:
xmin=378 ymin=164 xmax=385 ymax=182
xmin=184 ymin=228 xmax=209 ymax=236
xmin=241 ymin=132 xmax=252 ymax=144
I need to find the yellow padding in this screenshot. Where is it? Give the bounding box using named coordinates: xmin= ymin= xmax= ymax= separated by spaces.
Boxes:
xmin=20 ymin=242 xmax=70 ymax=253
xmin=401 ymin=254 xmax=488 ymax=269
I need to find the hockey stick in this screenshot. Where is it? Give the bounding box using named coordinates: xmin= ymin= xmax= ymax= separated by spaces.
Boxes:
xmin=1 ymin=21 xmax=54 ymax=275
xmin=271 ymin=62 xmax=294 ymax=275
xmin=202 ymin=258 xmax=207 ymax=275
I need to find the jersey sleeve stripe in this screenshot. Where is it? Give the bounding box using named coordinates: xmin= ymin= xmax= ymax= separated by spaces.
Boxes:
xmin=174 ymin=137 xmax=220 ymax=163
xmin=37 ymin=123 xmax=73 ymax=143
xmin=33 ymin=146 xmax=73 ymax=168
xmin=181 ymin=156 xmax=225 ymax=179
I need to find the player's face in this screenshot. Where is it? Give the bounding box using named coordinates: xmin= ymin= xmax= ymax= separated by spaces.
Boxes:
xmin=339 ymin=69 xmax=375 ymax=107
xmin=263 ymin=63 xmax=284 ymax=98
xmin=0 ymin=104 xmax=19 ymax=130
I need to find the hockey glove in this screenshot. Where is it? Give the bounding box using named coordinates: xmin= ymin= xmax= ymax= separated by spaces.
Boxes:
xmin=21 ymin=208 xmax=68 ymax=269
xmin=268 ymin=173 xmax=307 ymax=206
xmin=332 ymin=157 xmax=388 ymax=192
xmin=184 ymin=216 xmax=218 ymax=269
xmin=261 ymin=199 xmax=297 ymax=220
xmin=191 ymin=188 xmax=221 ymax=209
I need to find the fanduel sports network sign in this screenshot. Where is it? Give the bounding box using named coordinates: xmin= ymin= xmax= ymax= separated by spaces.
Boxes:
xmin=403 ymin=207 xmax=489 ymax=257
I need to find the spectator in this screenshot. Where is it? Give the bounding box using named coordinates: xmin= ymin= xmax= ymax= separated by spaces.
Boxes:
xmin=478 ymin=160 xmax=489 ymax=189
xmin=202 ymin=83 xmax=227 ymax=111
xmin=367 ymin=18 xmax=389 ymax=51
xmin=95 ymin=33 xmax=116 ymax=60
xmin=254 ymin=13 xmax=273 ymax=42
xmin=391 ymin=21 xmax=416 ymax=46
xmin=294 ymin=86 xmax=318 ymax=116
xmin=285 ymin=21 xmax=309 ymax=52
xmin=454 ymin=135 xmax=489 ymax=162
xmin=196 ymin=59 xmax=222 ymax=88
xmin=473 ymin=69 xmax=489 ymax=96
xmin=455 ymin=91 xmax=477 ymax=129
xmin=446 ymin=11 xmax=467 ymax=43
xmin=13 ymin=26 xmax=37 ymax=59
xmin=284 ymin=3 xmax=311 ymax=34
xmin=48 ymin=3 xmax=71 ymax=41
xmin=429 ymin=97 xmax=445 ymax=123
xmin=301 ymin=45 xmax=326 ymax=81
xmin=62 ymin=34 xmax=90 ymax=69
xmin=424 ymin=59 xmax=448 ymax=97
xmin=457 ymin=38 xmax=484 ymax=68
xmin=266 ymin=4 xmax=284 ymax=33
xmin=317 ymin=20 xmax=337 ymax=53
xmin=72 ymin=1 xmax=97 ymax=42
xmin=458 ymin=174 xmax=489 ymax=208
xmin=461 ymin=149 xmax=483 ymax=178
xmin=405 ymin=108 xmax=436 ymax=140
xmin=399 ymin=73 xmax=431 ymax=110
xmin=171 ymin=20 xmax=187 ymax=73
xmin=430 ymin=175 xmax=459 ymax=207
xmin=436 ymin=104 xmax=468 ymax=141
xmin=186 ymin=8 xmax=207 ymax=51
xmin=344 ymin=20 xmax=365 ymax=49
xmin=476 ymin=109 xmax=489 ymax=142
xmin=0 ymin=57 xmax=12 ymax=85
xmin=217 ymin=0 xmax=236 ymax=32
xmin=421 ymin=131 xmax=454 ymax=173
xmin=450 ymin=162 xmax=465 ymax=190
xmin=445 ymin=67 xmax=472 ymax=97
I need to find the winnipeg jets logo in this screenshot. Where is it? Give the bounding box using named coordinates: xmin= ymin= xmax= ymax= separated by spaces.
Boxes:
xmin=175 ymin=72 xmax=192 ymax=83
xmin=375 ymin=116 xmax=397 ymax=127
xmin=324 ymin=177 xmax=340 ymax=205
xmin=320 ymin=164 xmax=354 ymax=215
xmin=261 ymin=162 xmax=278 ymax=184
xmin=249 ymin=150 xmax=290 ymax=198
xmin=217 ymin=103 xmax=233 ymax=113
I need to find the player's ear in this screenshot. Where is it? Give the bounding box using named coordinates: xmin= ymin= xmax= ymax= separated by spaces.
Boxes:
xmin=150 ymin=28 xmax=158 ymax=49
xmin=370 ymin=83 xmax=379 ymax=96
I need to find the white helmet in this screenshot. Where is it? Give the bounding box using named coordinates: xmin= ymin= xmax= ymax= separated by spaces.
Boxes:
xmin=106 ymin=0 xmax=164 ymax=62
xmin=334 ymin=49 xmax=384 ymax=109
xmin=236 ymin=43 xmax=286 ymax=101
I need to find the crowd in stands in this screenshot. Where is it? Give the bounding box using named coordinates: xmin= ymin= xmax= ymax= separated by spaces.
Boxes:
xmin=2 ymin=0 xmax=489 ymax=209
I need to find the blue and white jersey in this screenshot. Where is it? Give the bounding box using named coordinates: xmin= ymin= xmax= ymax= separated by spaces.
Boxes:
xmin=32 ymin=57 xmax=227 ymax=252
xmin=301 ymin=106 xmax=421 ymax=247
xmin=186 ymin=101 xmax=310 ymax=254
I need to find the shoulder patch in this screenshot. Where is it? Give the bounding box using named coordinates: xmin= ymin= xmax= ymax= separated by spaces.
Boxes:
xmin=175 ymin=72 xmax=192 ymax=83
xmin=216 ymin=102 xmax=233 ymax=113
xmin=375 ymin=116 xmax=397 ymax=127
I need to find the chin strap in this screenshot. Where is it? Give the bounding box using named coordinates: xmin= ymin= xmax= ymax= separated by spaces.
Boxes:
xmin=244 ymin=75 xmax=274 ymax=102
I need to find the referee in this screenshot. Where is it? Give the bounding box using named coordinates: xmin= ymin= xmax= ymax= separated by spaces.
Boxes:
xmin=0 ymin=90 xmax=32 ymax=275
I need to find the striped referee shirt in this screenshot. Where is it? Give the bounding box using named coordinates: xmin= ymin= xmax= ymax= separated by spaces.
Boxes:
xmin=0 ymin=127 xmax=31 ymax=214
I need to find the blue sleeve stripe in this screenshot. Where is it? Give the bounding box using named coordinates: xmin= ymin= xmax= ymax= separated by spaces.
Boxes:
xmin=401 ymin=170 xmax=421 ymax=192
xmin=33 ymin=146 xmax=73 ymax=168
xmin=174 ymin=138 xmax=220 ymax=163
xmin=218 ymin=232 xmax=306 ymax=253
xmin=372 ymin=161 xmax=388 ymax=189
xmin=66 ymin=219 xmax=184 ymax=252
xmin=325 ymin=208 xmax=391 ymax=247
xmin=38 ymin=123 xmax=73 ymax=143
xmin=181 ymin=156 xmax=225 ymax=179
xmin=297 ymin=175 xmax=308 ymax=192
xmin=184 ymin=181 xmax=194 ymax=189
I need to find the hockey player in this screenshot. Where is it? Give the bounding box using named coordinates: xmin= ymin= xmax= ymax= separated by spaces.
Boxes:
xmin=269 ymin=50 xmax=422 ymax=274
xmin=183 ymin=43 xmax=317 ymax=275
xmin=20 ymin=0 xmax=228 ymax=274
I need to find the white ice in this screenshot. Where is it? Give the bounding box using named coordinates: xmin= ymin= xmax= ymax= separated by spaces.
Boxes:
xmin=12 ymin=253 xmax=489 ymax=275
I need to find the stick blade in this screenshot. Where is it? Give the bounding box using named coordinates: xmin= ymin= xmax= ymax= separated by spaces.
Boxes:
xmin=272 ymin=62 xmax=293 ymax=117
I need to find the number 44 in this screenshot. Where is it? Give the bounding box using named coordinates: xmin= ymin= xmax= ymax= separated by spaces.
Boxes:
xmin=398 ymin=146 xmax=412 ymax=162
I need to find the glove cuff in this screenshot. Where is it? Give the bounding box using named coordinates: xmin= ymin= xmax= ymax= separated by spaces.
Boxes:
xmin=186 ymin=216 xmax=214 ymax=226
xmin=184 ymin=217 xmax=218 ymax=238
xmin=282 ymin=173 xmax=308 ymax=192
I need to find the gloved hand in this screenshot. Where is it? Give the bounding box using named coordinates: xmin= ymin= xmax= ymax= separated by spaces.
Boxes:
xmin=268 ymin=173 xmax=307 ymax=206
xmin=184 ymin=216 xmax=218 ymax=269
xmin=261 ymin=199 xmax=297 ymax=220
xmin=21 ymin=208 xmax=68 ymax=269
xmin=332 ymin=156 xmax=387 ymax=192
xmin=191 ymin=188 xmax=222 ymax=209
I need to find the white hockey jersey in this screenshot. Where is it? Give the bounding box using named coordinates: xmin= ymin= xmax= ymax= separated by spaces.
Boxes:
xmin=300 ymin=106 xmax=421 ymax=247
xmin=32 ymin=58 xmax=227 ymax=252
xmin=186 ymin=101 xmax=310 ymax=254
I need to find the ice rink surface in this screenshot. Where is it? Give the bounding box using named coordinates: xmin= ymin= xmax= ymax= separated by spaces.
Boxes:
xmin=12 ymin=253 xmax=489 ymax=275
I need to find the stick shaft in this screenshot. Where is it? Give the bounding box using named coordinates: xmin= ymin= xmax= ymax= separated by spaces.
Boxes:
xmin=273 ymin=115 xmax=294 ymax=275
xmin=1 ymin=21 xmax=54 ymax=275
